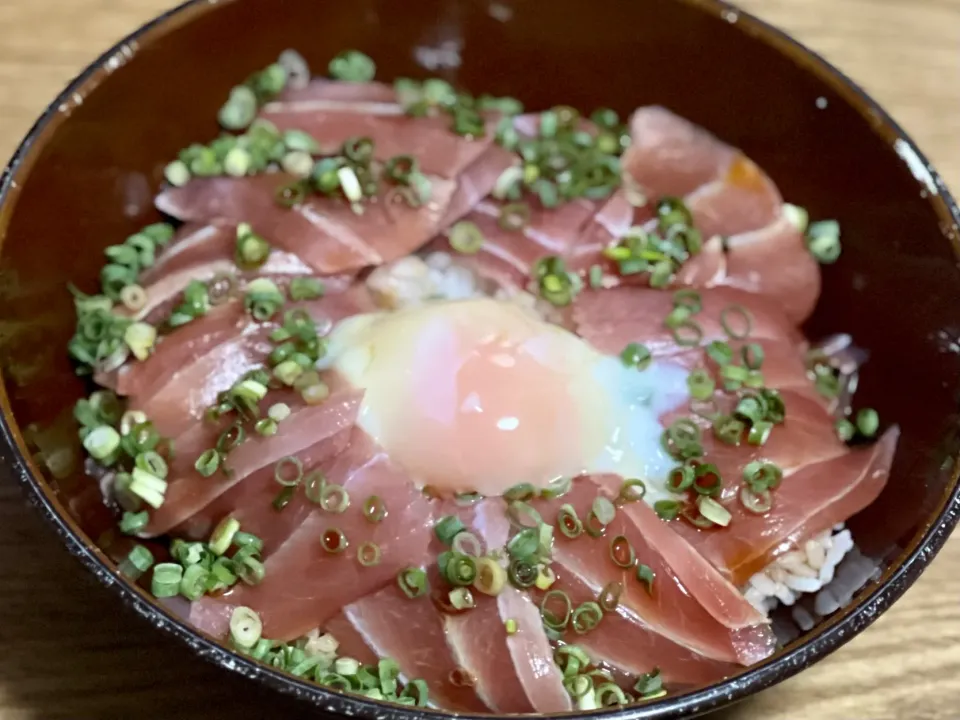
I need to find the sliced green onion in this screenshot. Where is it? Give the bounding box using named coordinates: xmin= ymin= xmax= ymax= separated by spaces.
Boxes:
xmin=448 ymin=588 xmax=476 ymax=612
xmin=233 ymin=532 xmax=263 ymax=552
xmin=706 ymin=340 xmax=734 ymax=366
xmin=508 ymin=559 xmax=538 ymax=588
xmin=210 ymin=516 xmax=241 ymax=555
xmin=617 ymin=479 xmax=647 ymax=504
xmin=119 ymin=510 xmax=149 ymax=535
xmin=634 ymin=668 xmax=665 ymax=699
xmin=692 ymin=463 xmax=723 ymax=496
xmin=507 ymin=528 xmax=539 ymax=561
xmin=272 ymin=485 xmax=295 ymax=511
xmin=743 ymin=460 xmax=783 ymax=492
xmin=448 ymin=221 xmax=484 ymax=254
xmin=229 ymin=606 xmax=263 ymax=649
xmin=316 ymin=482 xmax=350 ymax=513
xmin=654 ymin=500 xmax=681 ymax=521
xmin=589 ymin=265 xmax=604 ymax=289
xmin=571 ymin=602 xmax=603 ymax=634
xmin=662 ymin=418 xmax=703 ymax=460
xmin=806 ymin=219 xmax=842 ymax=264
xmin=748 ymin=420 xmax=773 ymax=446
xmin=742 ymin=343 xmax=765 ymax=369
xmin=179 ymin=563 xmax=210 ymax=601
xmin=363 ymin=495 xmax=387 ymax=523
xmin=636 ymin=564 xmax=655 ymax=594
xmin=541 ymin=476 xmax=573 ymax=500
xmin=856 ymin=408 xmax=879 ymax=437
xmin=504 ymin=618 xmax=518 ymax=635
xmin=720 ymin=305 xmax=752 ymax=339
xmin=473 ymin=557 xmax=507 ymax=596
xmin=697 ymin=496 xmax=732 ymax=527
xmin=321 ymin=528 xmax=348 ymax=553
xmin=499 ymin=202 xmax=531 ymax=231
xmin=670 ymin=320 xmax=702 ymax=347
xmin=503 ymin=483 xmax=536 ymax=501
xmin=216 ymin=423 xmax=246 ymax=454
xmin=836 ymin=418 xmax=856 ymax=442
xmin=556 ymin=644 xmax=591 ymax=676
xmin=274 ymin=456 xmax=304 ymax=487
xmin=541 ymin=589 xmax=573 ymax=630
xmin=557 ymin=504 xmax=584 ymax=538
xmin=535 ymin=564 xmax=557 ymax=591
xmin=119 ymin=545 xmax=154 ymax=580
xmin=255 ymin=418 xmax=278 ymax=436
xmin=592 ymin=496 xmax=616 ymax=526
xmin=129 ymin=468 xmax=167 ymax=509
xmin=686 ymin=368 xmax=715 ymax=400
xmin=151 ymin=562 xmax=183 ymax=598
xmin=620 ymin=342 xmax=652 ymax=370
xmin=397 ymin=567 xmax=428 ymax=599
xmin=288 ymin=277 xmax=324 ymax=301
xmin=357 ymin=542 xmax=382 ymax=567
xmin=435 ymin=515 xmax=466 ymax=545
xmin=664 ymin=305 xmax=692 ymax=329
xmin=713 ymin=414 xmax=745 ymax=446
xmin=507 ymin=500 xmax=543 ymax=528
xmin=734 ymin=393 xmax=767 ymax=425
xmin=740 ymin=486 xmax=773 ymax=514
xmin=83 ymin=425 xmax=120 ymax=461
xmin=328 ymin=50 xmax=376 ymax=82
xmin=452 ymin=531 xmax=483 ymax=557
xmin=444 ymin=554 xmax=478 ymax=586
xmin=666 ymin=464 xmax=694 ymax=493
xmin=755 ymin=393 xmax=783 ymax=428
xmin=673 ymin=289 xmax=702 ymax=313
xmin=596 ymin=683 xmax=629 ymax=707
xmin=814 ymin=365 xmax=840 ymax=399
xmin=609 ymin=535 xmax=636 ymax=568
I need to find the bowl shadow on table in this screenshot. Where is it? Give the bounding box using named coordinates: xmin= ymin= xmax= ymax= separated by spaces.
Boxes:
xmin=0 ymin=476 xmax=764 ymax=720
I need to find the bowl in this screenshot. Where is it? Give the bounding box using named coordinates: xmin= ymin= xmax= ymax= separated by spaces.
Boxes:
xmin=1 ymin=0 xmax=958 ymax=717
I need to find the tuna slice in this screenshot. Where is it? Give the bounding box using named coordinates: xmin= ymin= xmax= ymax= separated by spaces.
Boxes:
xmin=531 ymin=478 xmax=774 ymax=666
xmin=191 ymin=441 xmax=435 ymax=641
xmin=112 ymin=286 xmax=374 ymax=437
xmin=457 ymin=499 xmax=573 ymax=712
xmin=572 ymin=285 xmax=803 ymax=360
xmin=156 ymin=174 xmax=457 ymax=274
xmin=674 ymin=426 xmax=900 ymax=585
xmin=262 ymin=79 xmax=517 ymax=229
xmin=142 ymin=390 xmax=362 ymax=537
xmin=608 ymin=106 xmax=819 ymax=323
xmin=344 ymin=585 xmax=490 ymax=713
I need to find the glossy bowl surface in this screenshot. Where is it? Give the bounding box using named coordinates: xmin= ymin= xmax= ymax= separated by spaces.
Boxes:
xmin=0 ymin=0 xmax=958 ymax=717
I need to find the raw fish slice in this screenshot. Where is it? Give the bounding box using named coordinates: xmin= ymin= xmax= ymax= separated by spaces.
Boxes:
xmin=192 ymin=447 xmax=435 ymax=641
xmin=572 ymin=286 xmax=803 ymax=360
xmin=344 ymin=585 xmax=490 ymax=713
xmin=174 ymin=424 xmax=355 ymax=555
xmin=685 ymin=156 xmax=781 ymax=238
xmin=674 ymin=235 xmax=727 ymax=288
xmin=323 ymin=611 xmax=380 ymax=666
xmin=676 ymin=426 xmax=899 ymax=585
xmin=545 ymin=567 xmax=736 ymax=687
xmin=621 ymin=107 xmax=735 ymax=197
xmin=143 ymin=392 xmax=361 ymax=536
xmin=725 ymin=213 xmax=822 ymax=325
xmin=125 ymin=287 xmax=373 ymax=438
xmin=109 ymin=302 xmax=253 ymax=402
xmin=139 ymin=222 xmax=313 ymax=285
xmin=532 ymin=478 xmax=773 ymax=665
xmin=458 ymin=498 xmax=572 ymax=712
xmin=622 ymin=106 xmax=781 ymax=234
xmin=156 ymin=174 xmax=456 ymax=274
xmin=440 ymin=145 xmax=519 ymax=228
xmin=444 ymin=593 xmax=534 ymax=712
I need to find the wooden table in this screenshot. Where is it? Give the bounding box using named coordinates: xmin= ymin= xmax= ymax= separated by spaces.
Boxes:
xmin=0 ymin=1 xmax=958 ymax=718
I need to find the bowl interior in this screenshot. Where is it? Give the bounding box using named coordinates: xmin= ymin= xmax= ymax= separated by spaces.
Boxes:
xmin=0 ymin=0 xmax=958 ymax=716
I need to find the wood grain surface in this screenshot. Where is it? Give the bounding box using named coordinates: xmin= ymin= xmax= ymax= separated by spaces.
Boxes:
xmin=0 ymin=1 xmax=958 ymax=718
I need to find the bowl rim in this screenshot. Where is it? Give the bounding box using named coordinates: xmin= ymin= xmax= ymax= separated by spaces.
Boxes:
xmin=1 ymin=0 xmax=959 ymax=718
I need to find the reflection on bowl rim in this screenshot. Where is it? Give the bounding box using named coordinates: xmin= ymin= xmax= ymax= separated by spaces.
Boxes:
xmin=0 ymin=0 xmax=958 ymax=717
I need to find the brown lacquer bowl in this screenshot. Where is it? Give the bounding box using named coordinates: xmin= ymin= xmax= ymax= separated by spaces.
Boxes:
xmin=0 ymin=0 xmax=958 ymax=717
